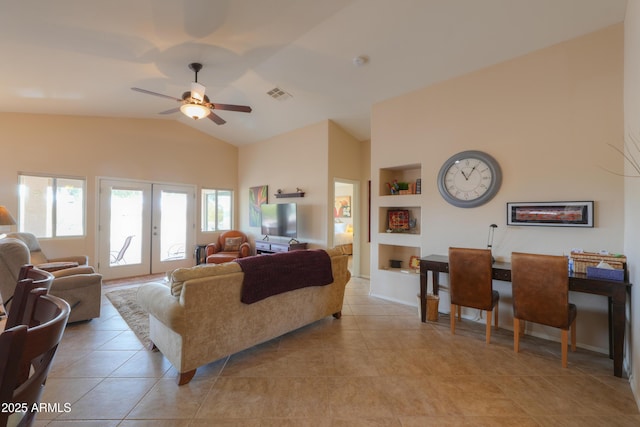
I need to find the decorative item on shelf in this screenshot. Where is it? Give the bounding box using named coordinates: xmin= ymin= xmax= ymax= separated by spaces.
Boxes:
xmin=415 ymin=178 xmax=422 ymax=194
xmin=274 ymin=188 xmax=305 ymax=198
xmin=409 ymin=255 xmax=420 ymax=272
xmin=387 ymin=209 xmax=410 ymax=232
xmin=390 ymin=259 xmax=402 ymax=269
xmin=386 ymin=179 xmax=411 ymax=195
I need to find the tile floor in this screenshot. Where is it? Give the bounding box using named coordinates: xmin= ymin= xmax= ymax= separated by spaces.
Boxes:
xmin=32 ymin=275 xmax=640 ymax=426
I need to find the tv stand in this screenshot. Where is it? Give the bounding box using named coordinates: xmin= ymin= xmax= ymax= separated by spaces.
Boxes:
xmin=255 ymin=240 xmax=307 ymax=255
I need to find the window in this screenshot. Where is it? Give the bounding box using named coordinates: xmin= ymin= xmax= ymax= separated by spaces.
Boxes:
xmin=201 ymin=189 xmax=233 ymax=232
xmin=18 ymin=174 xmax=86 ymax=238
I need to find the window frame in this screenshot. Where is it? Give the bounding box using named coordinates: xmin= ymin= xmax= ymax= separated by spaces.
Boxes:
xmin=18 ymin=172 xmax=87 ymax=238
xmin=201 ymin=188 xmax=234 ymax=232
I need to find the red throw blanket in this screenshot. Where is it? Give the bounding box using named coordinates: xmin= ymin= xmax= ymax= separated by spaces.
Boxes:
xmin=236 ymin=249 xmax=334 ymax=304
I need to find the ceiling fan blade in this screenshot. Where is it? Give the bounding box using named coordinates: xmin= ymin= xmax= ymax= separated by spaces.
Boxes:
xmin=158 ymin=107 xmax=181 ymax=115
xmin=211 ymin=103 xmax=252 ymax=113
xmin=207 ymin=111 xmax=226 ymax=125
xmin=131 ymin=87 xmax=182 ymax=102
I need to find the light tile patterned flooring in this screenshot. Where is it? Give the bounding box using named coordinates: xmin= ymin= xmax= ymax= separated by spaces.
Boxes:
xmin=33 ymin=275 xmax=639 ymax=426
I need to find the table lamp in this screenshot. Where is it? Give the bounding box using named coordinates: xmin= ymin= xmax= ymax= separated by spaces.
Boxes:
xmin=0 ymin=206 xmax=16 ymax=239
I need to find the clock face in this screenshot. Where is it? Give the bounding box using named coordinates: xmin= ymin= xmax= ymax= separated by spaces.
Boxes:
xmin=437 ymin=151 xmax=502 ymax=208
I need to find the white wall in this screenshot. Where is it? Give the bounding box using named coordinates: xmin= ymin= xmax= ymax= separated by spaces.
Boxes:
xmin=371 ymin=24 xmax=624 ymax=354
xmin=624 ymin=0 xmax=640 ymax=406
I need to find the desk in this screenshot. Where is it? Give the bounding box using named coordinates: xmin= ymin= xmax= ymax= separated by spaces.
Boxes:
xmin=419 ymin=254 xmax=632 ymax=378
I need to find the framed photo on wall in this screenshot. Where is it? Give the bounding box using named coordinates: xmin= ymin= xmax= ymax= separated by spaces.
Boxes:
xmin=506 ymin=201 xmax=594 ymax=227
xmin=249 ymin=185 xmax=268 ymax=227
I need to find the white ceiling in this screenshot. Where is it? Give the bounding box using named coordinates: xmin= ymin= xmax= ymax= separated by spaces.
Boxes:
xmin=0 ymin=0 xmax=627 ymax=146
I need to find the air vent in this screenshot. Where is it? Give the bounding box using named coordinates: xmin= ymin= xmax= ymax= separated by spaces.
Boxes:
xmin=267 ymin=87 xmax=292 ymax=101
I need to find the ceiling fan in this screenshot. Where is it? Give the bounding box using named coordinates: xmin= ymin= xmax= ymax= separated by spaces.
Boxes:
xmin=131 ymin=62 xmax=252 ymax=125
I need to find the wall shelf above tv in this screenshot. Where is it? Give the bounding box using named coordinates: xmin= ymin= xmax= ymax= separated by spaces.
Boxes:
xmin=274 ymin=192 xmax=305 ymax=198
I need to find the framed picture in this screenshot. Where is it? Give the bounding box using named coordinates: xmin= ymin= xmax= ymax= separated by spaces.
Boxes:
xmin=335 ymin=195 xmax=351 ymax=218
xmin=507 ymin=201 xmax=594 ymax=227
xmin=409 ymin=255 xmax=420 ymax=271
xmin=249 ymin=185 xmax=268 ymax=227
xmin=388 ymin=209 xmax=410 ymax=231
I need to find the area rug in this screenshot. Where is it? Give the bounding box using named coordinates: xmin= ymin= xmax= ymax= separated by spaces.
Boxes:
xmin=105 ymin=287 xmax=153 ymax=350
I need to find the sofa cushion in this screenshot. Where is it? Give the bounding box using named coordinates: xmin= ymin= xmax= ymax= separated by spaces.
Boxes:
xmin=224 ymin=237 xmax=243 ymax=252
xmin=170 ymin=262 xmax=242 ymax=297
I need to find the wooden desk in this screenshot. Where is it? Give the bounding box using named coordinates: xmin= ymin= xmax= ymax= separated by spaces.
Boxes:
xmin=419 ymin=254 xmax=632 ymax=378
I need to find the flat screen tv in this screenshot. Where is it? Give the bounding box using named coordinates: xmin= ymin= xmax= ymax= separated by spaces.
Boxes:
xmin=261 ymin=203 xmax=297 ymax=238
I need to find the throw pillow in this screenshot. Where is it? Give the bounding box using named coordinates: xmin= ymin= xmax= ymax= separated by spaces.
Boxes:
xmin=224 ymin=237 xmax=243 ymax=252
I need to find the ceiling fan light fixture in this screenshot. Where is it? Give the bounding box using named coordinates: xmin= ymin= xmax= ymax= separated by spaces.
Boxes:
xmin=180 ymin=102 xmax=210 ymax=120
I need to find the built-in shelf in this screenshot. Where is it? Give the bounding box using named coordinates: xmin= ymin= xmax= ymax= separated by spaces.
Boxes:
xmin=379 ymin=164 xmax=422 ymax=196
xmin=274 ymin=192 xmax=305 ymax=198
xmin=378 ymin=243 xmax=420 ymax=273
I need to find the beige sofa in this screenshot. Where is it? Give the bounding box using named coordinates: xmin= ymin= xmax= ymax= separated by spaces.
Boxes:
xmin=137 ymin=248 xmax=350 ymax=385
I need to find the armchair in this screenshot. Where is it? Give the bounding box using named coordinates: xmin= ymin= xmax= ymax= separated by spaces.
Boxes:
xmin=0 ymin=237 xmax=101 ymax=323
xmin=6 ymin=232 xmax=88 ymax=272
xmin=205 ymin=230 xmax=251 ymax=264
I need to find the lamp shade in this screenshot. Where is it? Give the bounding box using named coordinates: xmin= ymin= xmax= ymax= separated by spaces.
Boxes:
xmin=180 ymin=103 xmax=210 ymax=120
xmin=0 ymin=206 xmax=16 ymax=226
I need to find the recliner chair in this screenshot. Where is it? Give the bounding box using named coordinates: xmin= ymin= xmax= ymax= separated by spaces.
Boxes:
xmin=6 ymin=232 xmax=87 ymax=272
xmin=0 ymin=237 xmax=101 ymax=323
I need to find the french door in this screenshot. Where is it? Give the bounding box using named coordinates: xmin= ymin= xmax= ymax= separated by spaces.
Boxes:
xmin=98 ymin=179 xmax=195 ymax=280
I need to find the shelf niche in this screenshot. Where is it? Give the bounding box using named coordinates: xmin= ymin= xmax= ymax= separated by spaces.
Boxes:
xmin=378 ymin=243 xmax=420 ymax=273
xmin=379 ymin=164 xmax=421 ymax=196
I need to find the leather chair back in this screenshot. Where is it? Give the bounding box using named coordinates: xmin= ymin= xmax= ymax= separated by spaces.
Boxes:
xmin=448 ymin=247 xmax=494 ymax=310
xmin=511 ymin=252 xmax=571 ymax=329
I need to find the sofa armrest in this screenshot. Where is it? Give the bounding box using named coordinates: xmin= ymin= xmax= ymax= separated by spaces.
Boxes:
xmin=137 ymin=283 xmax=186 ymax=333
xmin=51 ymin=265 xmax=96 ymax=278
xmin=205 ymin=243 xmax=220 ymax=256
xmin=48 ymin=255 xmax=89 ymax=265
xmin=239 ymin=242 xmax=251 ymax=258
xmin=52 ymin=273 xmax=102 ymax=291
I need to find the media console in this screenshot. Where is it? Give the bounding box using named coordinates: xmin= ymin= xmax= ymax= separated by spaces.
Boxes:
xmin=255 ymin=241 xmax=307 ymax=255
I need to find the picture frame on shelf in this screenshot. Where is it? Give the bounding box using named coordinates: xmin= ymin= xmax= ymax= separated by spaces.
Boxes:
xmin=506 ymin=201 xmax=594 ymax=227
xmin=409 ymin=255 xmax=420 ymax=272
xmin=387 ymin=209 xmax=410 ymax=232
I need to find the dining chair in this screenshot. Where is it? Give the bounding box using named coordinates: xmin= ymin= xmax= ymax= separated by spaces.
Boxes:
xmin=511 ymin=252 xmax=577 ymax=368
xmin=448 ymin=247 xmax=499 ymax=343
xmin=0 ymin=290 xmax=70 ymax=427
xmin=4 ymin=265 xmax=54 ymax=329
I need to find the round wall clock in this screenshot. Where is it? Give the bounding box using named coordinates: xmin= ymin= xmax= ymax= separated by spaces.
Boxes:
xmin=437 ymin=150 xmax=502 ymax=208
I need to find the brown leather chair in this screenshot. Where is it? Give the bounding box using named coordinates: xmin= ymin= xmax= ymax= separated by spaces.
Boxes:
xmin=511 ymin=252 xmax=577 ymax=368
xmin=448 ymin=247 xmax=499 ymax=343
xmin=205 ymin=230 xmax=251 ymax=264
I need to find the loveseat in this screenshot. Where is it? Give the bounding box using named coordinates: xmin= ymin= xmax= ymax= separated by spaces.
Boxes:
xmin=137 ymin=248 xmax=350 ymax=385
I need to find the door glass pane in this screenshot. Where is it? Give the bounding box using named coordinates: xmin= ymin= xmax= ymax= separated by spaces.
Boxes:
xmin=161 ymin=191 xmax=187 ymax=261
xmin=110 ymin=189 xmax=143 ymax=266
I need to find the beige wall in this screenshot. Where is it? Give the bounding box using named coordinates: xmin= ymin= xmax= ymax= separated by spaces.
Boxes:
xmin=238 ymin=120 xmax=329 ymax=247
xmin=371 ymin=24 xmax=624 ymax=353
xmin=0 ymin=113 xmax=238 ymax=264
xmin=624 ymin=1 xmax=640 ymax=405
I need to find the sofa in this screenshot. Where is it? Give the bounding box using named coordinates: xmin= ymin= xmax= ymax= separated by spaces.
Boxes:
xmin=137 ymin=247 xmax=350 ymax=385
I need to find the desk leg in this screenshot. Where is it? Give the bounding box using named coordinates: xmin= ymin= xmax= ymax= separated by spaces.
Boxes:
xmin=611 ymin=286 xmax=627 ymax=378
xmin=420 ymin=271 xmax=427 ymax=323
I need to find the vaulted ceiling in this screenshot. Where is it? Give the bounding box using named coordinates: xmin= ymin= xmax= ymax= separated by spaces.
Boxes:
xmin=0 ymin=0 xmax=627 ymax=146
